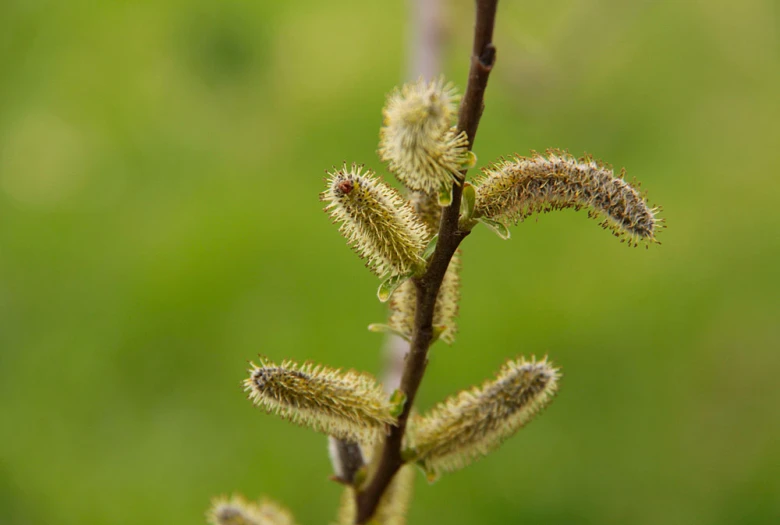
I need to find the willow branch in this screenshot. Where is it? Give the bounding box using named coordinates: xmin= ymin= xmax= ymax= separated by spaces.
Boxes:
xmin=354 ymin=1 xmax=498 ymax=522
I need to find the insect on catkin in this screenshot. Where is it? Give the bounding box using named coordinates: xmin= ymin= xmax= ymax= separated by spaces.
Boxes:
xmin=321 ymin=164 xmax=429 ymax=278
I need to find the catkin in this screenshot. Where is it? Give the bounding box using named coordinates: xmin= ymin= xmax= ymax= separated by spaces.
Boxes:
xmin=208 ymin=495 xmax=296 ymax=525
xmin=474 ymin=150 xmax=661 ymax=245
xmin=321 ymin=164 xmax=429 ymax=277
xmin=411 ymin=357 xmax=560 ymax=477
xmin=388 ymin=251 xmax=461 ymax=344
xmin=379 ymin=78 xmax=469 ymax=195
xmin=244 ymin=357 xmax=395 ymax=444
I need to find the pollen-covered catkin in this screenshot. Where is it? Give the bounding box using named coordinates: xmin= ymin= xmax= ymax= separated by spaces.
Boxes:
xmin=244 ymin=357 xmax=396 ymax=443
xmin=388 ymin=250 xmax=461 ymax=344
xmin=411 ymin=357 xmax=559 ymax=477
xmin=208 ymin=495 xmax=296 ymax=525
xmin=379 ymin=78 xmax=469 ymax=195
xmin=321 ymin=164 xmax=429 ymax=277
xmin=473 ymin=150 xmax=661 ymax=245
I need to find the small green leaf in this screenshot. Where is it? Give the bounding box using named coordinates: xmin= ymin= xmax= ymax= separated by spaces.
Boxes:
xmin=353 ymin=466 xmax=369 ymax=489
xmin=415 ymin=461 xmax=440 ymax=484
xmin=437 ymin=184 xmax=453 ymax=206
xmin=460 ymin=182 xmax=476 ymax=222
xmin=400 ymin=448 xmax=417 ymax=462
xmin=461 ymin=150 xmax=477 ymax=169
xmin=431 ymin=324 xmax=448 ymax=344
xmin=422 ymin=234 xmax=439 ymax=261
xmin=389 ymin=389 xmax=407 ymax=417
xmin=377 ymin=272 xmax=413 ymax=302
xmin=367 ymin=324 xmax=410 ymax=341
xmin=477 ymin=217 xmax=511 ymax=240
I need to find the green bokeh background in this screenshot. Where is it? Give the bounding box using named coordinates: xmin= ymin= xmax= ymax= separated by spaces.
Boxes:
xmin=2 ymin=1 xmax=779 ymax=524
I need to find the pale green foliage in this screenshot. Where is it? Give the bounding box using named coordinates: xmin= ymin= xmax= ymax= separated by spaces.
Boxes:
xmin=410 ymin=357 xmax=560 ymax=478
xmin=321 ymin=164 xmax=429 ymax=278
xmin=244 ymin=357 xmax=396 ymax=443
xmin=208 ymin=495 xmax=296 ymax=525
xmin=379 ymin=77 xmax=470 ymax=195
xmin=473 ymin=150 xmax=662 ymax=246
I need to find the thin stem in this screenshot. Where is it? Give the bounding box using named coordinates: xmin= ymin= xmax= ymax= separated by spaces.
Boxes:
xmin=354 ymin=1 xmax=498 ymax=522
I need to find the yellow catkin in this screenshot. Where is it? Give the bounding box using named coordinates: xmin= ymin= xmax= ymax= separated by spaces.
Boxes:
xmin=411 ymin=357 xmax=560 ymax=477
xmin=244 ymin=357 xmax=395 ymax=444
xmin=388 ymin=250 xmax=461 ymax=344
xmin=474 ymin=150 xmax=662 ymax=246
xmin=337 ymin=465 xmax=416 ymax=525
xmin=321 ymin=164 xmax=429 ymax=277
xmin=208 ymin=495 xmax=296 ymax=525
xmin=379 ymin=78 xmax=469 ymax=195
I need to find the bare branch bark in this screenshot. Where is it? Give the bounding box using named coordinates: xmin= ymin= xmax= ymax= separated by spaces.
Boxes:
xmin=354 ymin=2 xmax=498 ymax=522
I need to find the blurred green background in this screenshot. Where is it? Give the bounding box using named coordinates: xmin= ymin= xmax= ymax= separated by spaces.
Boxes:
xmin=1 ymin=0 xmax=779 ymax=524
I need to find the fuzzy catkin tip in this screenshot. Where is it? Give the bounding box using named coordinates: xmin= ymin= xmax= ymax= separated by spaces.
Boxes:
xmin=321 ymin=163 xmax=429 ymax=277
xmin=208 ymin=494 xmax=296 ymax=525
xmin=379 ymin=77 xmax=470 ymax=195
xmin=244 ymin=357 xmax=396 ymax=443
xmin=410 ymin=357 xmax=560 ymax=477
xmin=473 ymin=150 xmax=662 ymax=246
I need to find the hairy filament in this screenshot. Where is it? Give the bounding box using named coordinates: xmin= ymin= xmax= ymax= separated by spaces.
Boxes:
xmin=379 ymin=77 xmax=469 ymax=195
xmin=208 ymin=494 xmax=296 ymax=525
xmin=411 ymin=357 xmax=560 ymax=477
xmin=388 ymin=250 xmax=461 ymax=344
xmin=473 ymin=150 xmax=662 ymax=246
xmin=321 ymin=164 xmax=429 ymax=277
xmin=244 ymin=357 xmax=396 ymax=443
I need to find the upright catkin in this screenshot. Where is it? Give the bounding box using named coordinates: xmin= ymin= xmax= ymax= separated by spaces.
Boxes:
xmin=379 ymin=78 xmax=469 ymax=195
xmin=321 ymin=164 xmax=429 ymax=277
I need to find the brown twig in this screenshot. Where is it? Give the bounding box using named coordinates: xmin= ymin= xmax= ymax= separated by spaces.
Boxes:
xmin=354 ymin=1 xmax=498 ymax=522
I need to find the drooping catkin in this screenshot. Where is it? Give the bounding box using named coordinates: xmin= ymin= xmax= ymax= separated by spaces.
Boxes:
xmin=379 ymin=78 xmax=469 ymax=195
xmin=411 ymin=357 xmax=560 ymax=477
xmin=321 ymin=164 xmax=429 ymax=278
xmin=388 ymin=250 xmax=461 ymax=344
xmin=208 ymin=494 xmax=296 ymax=525
xmin=473 ymin=150 xmax=662 ymax=246
xmin=244 ymin=357 xmax=395 ymax=443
